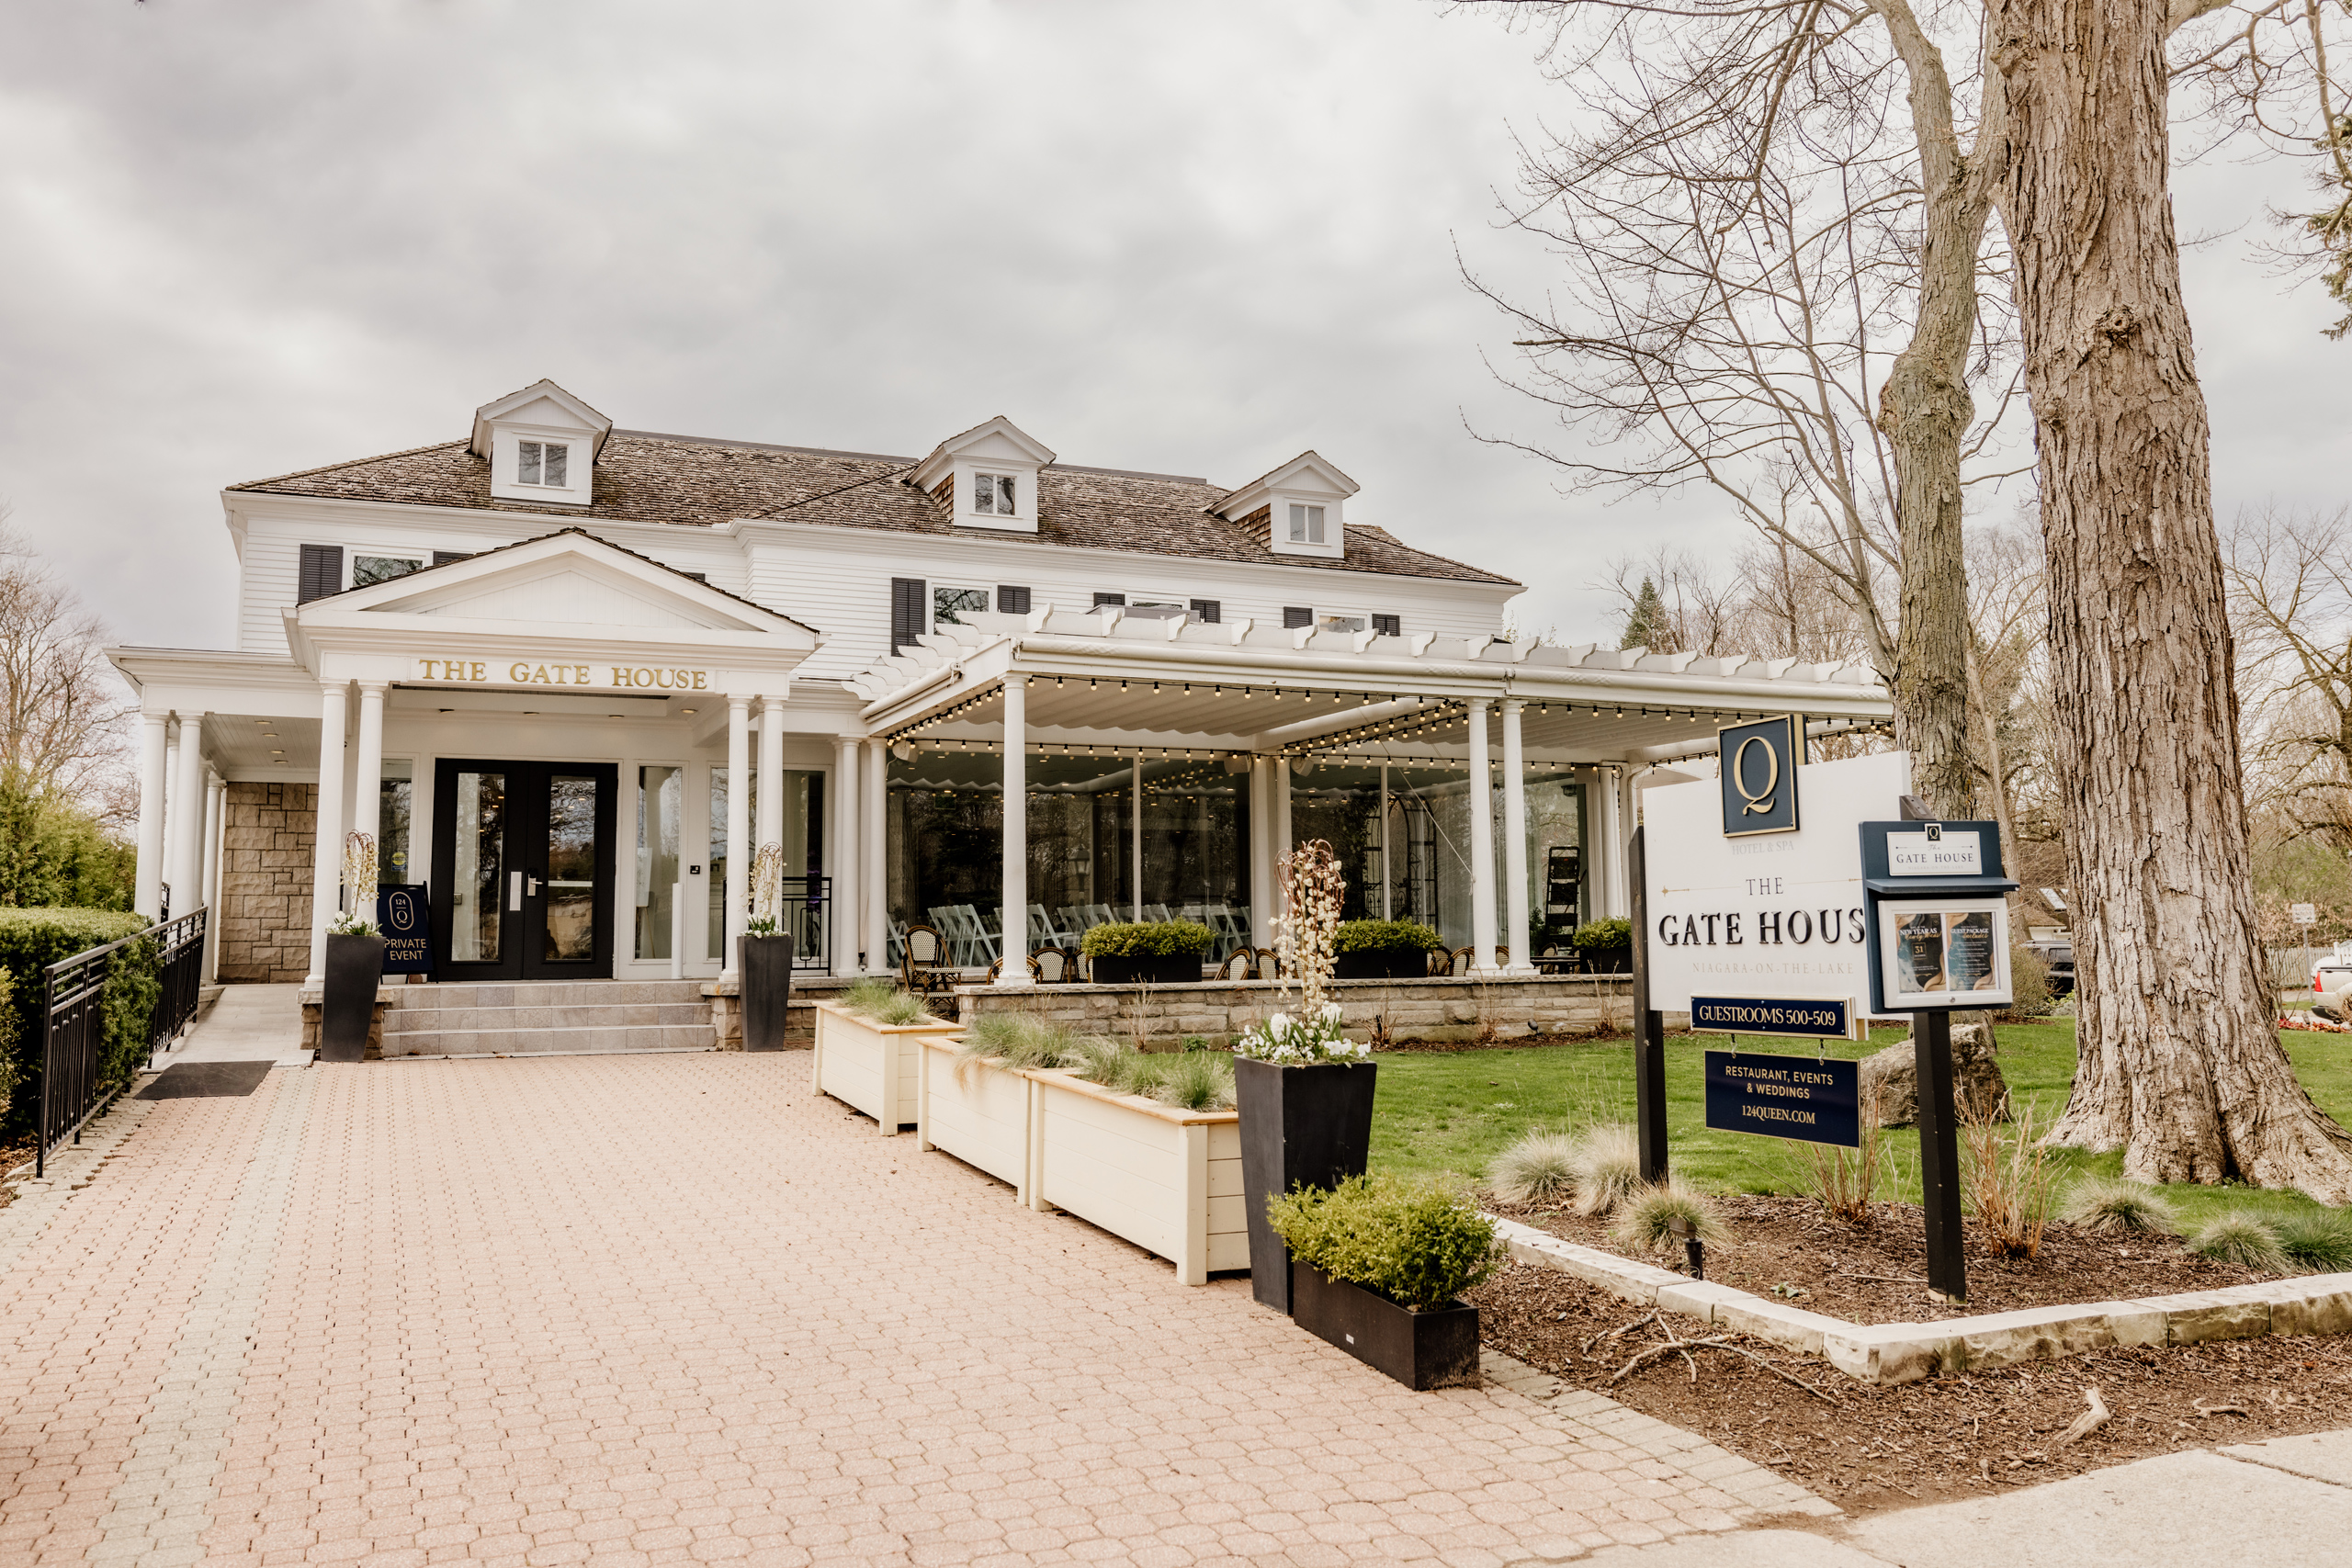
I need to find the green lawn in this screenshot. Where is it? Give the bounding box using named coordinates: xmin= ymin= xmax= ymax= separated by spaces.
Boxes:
xmin=1368 ymin=1019 xmax=2352 ymax=1226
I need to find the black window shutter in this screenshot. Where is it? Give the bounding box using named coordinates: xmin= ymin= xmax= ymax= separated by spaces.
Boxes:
xmin=1282 ymin=606 xmax=1314 ymax=629
xmin=1372 ymin=614 xmax=1401 ymax=637
xmin=1189 ymin=599 xmax=1221 ymax=624
xmin=297 ymin=545 xmax=343 ymax=604
xmin=1093 ymin=592 xmax=1125 ymax=607
xmin=996 ymin=585 xmax=1031 ymax=615
xmin=431 ymin=550 xmax=472 ymax=567
xmin=889 ymin=577 xmax=927 ymax=654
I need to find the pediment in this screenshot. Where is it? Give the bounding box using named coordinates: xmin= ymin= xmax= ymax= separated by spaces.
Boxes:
xmin=385 ymin=566 xmax=740 ymax=630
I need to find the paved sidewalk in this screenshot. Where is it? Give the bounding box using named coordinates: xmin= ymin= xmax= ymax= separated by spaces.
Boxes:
xmin=0 ymin=1054 xmax=1833 ymax=1567
xmin=1577 ymin=1430 xmax=2352 ymax=1567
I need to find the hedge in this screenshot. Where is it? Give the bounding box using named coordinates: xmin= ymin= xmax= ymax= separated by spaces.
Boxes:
xmin=1079 ymin=919 xmax=1216 ymax=958
xmin=1332 ymin=919 xmax=1445 ymax=954
xmin=1571 ymin=917 xmax=1634 ymax=950
xmin=0 ymin=908 xmax=154 ymax=1135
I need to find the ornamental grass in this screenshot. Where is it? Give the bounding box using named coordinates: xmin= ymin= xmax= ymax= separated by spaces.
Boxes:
xmin=2057 ymin=1175 xmax=2181 ymax=1235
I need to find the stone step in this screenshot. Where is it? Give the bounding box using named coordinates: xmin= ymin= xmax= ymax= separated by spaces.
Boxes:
xmin=381 ymin=981 xmax=707 ymax=1013
xmin=383 ymin=1002 xmax=709 ymax=1032
xmin=381 ymin=1023 xmax=714 ymax=1057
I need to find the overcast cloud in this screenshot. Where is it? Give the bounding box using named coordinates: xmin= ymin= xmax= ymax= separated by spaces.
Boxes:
xmin=2 ymin=0 xmax=2344 ymax=657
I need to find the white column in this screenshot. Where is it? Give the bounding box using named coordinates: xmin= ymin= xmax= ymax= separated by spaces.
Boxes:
xmin=1591 ymin=768 xmax=1620 ymax=919
xmin=1130 ymin=757 xmax=1144 ymax=920
xmin=133 ymin=713 xmax=169 ymax=918
xmin=201 ymin=773 xmax=225 ymax=978
xmin=1378 ymin=761 xmax=1393 ymax=920
xmin=307 ymin=682 xmax=349 ymax=983
xmin=830 ymin=738 xmax=859 ymax=975
xmin=172 ymin=714 xmax=209 ymax=912
xmin=722 ymin=696 xmax=751 ymax=977
xmin=1248 ymin=758 xmax=1273 ymax=947
xmin=161 ymin=721 xmax=180 ymax=908
xmin=864 ymin=738 xmax=888 ymax=973
xmin=352 ymin=682 xmax=387 ymax=879
xmin=996 ymin=677 xmax=1031 ymax=986
xmin=757 ymin=694 xmax=786 ymax=872
xmin=1274 ymin=758 xmax=1293 ymax=868
xmin=1501 ymin=701 xmax=1535 ymax=974
xmin=1468 ymin=699 xmax=1498 ymax=971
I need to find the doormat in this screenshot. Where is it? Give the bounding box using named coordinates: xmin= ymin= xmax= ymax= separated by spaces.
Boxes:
xmin=137 ymin=1061 xmax=275 ymax=1100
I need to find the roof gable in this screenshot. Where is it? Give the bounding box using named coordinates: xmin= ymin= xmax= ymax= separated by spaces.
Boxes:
xmin=906 ymin=416 xmax=1058 ymax=491
xmin=469 ymin=379 xmax=614 ymax=460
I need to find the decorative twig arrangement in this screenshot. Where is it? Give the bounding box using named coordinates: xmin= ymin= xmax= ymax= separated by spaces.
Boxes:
xmin=749 ymin=841 xmax=785 ymax=933
xmin=329 ymin=831 xmax=379 ymax=935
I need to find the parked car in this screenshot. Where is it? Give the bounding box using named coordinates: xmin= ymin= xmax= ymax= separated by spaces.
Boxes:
xmin=2315 ymin=956 xmax=2352 ymax=997
xmin=2024 ymin=940 xmax=2075 ymax=998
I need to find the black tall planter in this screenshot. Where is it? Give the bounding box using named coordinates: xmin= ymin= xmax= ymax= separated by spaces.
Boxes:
xmin=319 ymin=932 xmax=386 ymax=1064
xmin=739 ymin=931 xmax=795 ymax=1052
xmin=1334 ymin=948 xmax=1429 ymax=980
xmin=1235 ymin=1056 xmax=1378 ymax=1313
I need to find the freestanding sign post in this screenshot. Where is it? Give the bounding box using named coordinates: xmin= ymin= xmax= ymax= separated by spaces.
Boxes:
xmin=1859 ymin=818 xmax=2020 ymax=1303
xmin=1629 ymin=827 xmax=1668 ymax=1183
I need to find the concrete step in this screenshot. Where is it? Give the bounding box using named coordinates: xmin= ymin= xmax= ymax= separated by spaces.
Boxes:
xmin=381 ymin=1022 xmax=714 ymax=1057
xmin=383 ymin=1002 xmax=709 ymax=1032
xmin=381 ymin=981 xmax=707 ymax=1011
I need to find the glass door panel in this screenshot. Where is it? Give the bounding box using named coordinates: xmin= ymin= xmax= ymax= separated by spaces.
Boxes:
xmin=541 ymin=773 xmax=601 ymax=963
xmin=637 ymin=766 xmax=682 ymax=961
xmin=451 ymin=770 xmax=506 ymax=963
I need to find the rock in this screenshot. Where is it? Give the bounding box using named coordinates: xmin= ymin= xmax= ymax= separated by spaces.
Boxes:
xmin=1857 ymin=1021 xmax=2012 ymax=1127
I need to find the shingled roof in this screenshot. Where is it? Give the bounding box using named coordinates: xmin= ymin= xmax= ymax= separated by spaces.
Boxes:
xmin=228 ymin=430 xmax=1519 ymax=588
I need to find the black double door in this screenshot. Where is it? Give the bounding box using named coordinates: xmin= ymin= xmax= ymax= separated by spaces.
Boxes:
xmin=431 ymin=760 xmax=618 ymax=980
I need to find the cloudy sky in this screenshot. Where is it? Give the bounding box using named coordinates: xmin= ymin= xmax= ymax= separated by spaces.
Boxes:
xmin=3 ymin=0 xmax=2344 ymax=656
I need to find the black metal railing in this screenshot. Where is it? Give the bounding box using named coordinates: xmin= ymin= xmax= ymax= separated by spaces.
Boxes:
xmin=778 ymin=875 xmax=831 ymax=972
xmin=37 ymin=907 xmax=208 ymax=1177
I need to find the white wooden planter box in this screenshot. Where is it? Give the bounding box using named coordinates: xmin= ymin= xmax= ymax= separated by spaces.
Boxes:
xmin=811 ymin=1000 xmax=954 ymax=1135
xmin=1024 ymin=1069 xmax=1247 ymax=1286
xmin=914 ymin=1036 xmax=1034 ymax=1201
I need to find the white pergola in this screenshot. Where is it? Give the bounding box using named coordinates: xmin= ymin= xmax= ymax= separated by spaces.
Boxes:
xmin=848 ymin=606 xmax=1894 ymax=987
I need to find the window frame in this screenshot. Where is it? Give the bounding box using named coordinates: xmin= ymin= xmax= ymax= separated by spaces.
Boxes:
xmin=1316 ymin=609 xmax=1371 ymax=634
xmin=970 ymin=470 xmax=1019 ymax=516
xmin=931 ymin=583 xmax=992 ymax=627
xmin=1285 ymin=502 xmax=1329 ymax=545
xmin=514 ymin=438 xmax=573 ymax=489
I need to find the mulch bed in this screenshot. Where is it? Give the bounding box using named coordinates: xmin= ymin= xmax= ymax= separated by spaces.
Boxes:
xmin=1472 ymin=1258 xmax=2352 ymax=1514
xmin=1496 ymin=1194 xmax=2277 ymax=1322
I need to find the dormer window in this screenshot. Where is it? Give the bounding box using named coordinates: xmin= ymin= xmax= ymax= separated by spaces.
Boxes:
xmin=973 ymin=472 xmax=1017 ymax=515
xmin=1287 ymin=504 xmax=1328 ymax=545
xmin=517 ymin=441 xmax=570 ymax=487
xmin=1213 ymin=450 xmax=1359 ymax=561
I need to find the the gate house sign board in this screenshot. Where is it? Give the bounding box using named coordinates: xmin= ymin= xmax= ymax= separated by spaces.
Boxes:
xmin=1643 ymin=750 xmax=1909 ymax=1012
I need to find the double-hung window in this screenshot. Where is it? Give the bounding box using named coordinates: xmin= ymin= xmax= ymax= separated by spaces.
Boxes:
xmin=517 ymin=440 xmax=570 ymax=487
xmin=972 ymin=472 xmax=1017 ymax=515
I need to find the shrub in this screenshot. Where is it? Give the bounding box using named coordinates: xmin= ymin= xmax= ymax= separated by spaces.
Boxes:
xmin=2059 ymin=1175 xmax=2181 ymax=1234
xmin=840 ymin=977 xmax=925 ymax=1025
xmin=1610 ymin=1179 xmax=1731 ymax=1256
xmin=1570 ymin=1123 xmax=1643 ymax=1216
xmin=0 ymin=908 xmax=152 ymax=1134
xmin=1793 ymin=1087 xmax=1887 ymax=1224
xmin=1487 ymin=1130 xmax=1581 ymax=1207
xmin=2007 ymin=946 xmax=2053 ymax=1018
xmin=2272 ymin=1209 xmax=2352 ymax=1274
xmin=2188 ymin=1212 xmax=2291 ymax=1271
xmin=1264 ymin=1173 xmax=1505 ymax=1311
xmin=1571 ymin=918 xmax=1634 ymax=951
xmin=1079 ymin=919 xmax=1216 ymax=959
xmin=1332 ymin=919 xmax=1445 ymax=954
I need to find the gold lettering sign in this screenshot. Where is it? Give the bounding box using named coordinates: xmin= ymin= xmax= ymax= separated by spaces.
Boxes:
xmin=1733 ymin=733 xmax=1781 ymax=816
xmin=413 ymin=659 xmax=711 ymax=691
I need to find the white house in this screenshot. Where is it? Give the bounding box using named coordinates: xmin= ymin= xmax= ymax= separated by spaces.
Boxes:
xmin=107 ymin=381 xmax=1891 ymax=1026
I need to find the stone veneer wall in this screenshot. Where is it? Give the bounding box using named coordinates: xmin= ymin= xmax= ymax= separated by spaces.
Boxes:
xmin=218 ymin=782 xmax=318 ymax=983
xmin=954 ymin=974 xmax=1640 ymax=1047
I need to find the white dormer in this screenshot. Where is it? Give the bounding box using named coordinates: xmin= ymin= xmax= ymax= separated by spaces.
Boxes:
xmin=1213 ymin=451 xmax=1361 ymax=560
xmin=907 ymin=415 xmax=1057 ymax=534
xmin=469 ymin=379 xmax=614 ymax=507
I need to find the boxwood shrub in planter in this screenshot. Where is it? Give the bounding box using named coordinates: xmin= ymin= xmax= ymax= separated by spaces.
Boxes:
xmin=1080 ymin=919 xmax=1214 ymax=985
xmin=1572 ymin=917 xmax=1634 ymax=974
xmin=1331 ymin=919 xmax=1445 ymax=979
xmin=1265 ymin=1174 xmax=1504 ymax=1390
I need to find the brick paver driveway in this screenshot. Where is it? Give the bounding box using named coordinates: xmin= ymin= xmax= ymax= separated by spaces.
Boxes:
xmin=0 ymin=1055 xmax=1826 ymax=1567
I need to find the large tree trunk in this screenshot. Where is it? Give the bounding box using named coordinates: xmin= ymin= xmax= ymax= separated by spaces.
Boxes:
xmin=1871 ymin=0 xmax=1990 ymax=821
xmin=1991 ymin=0 xmax=2352 ymax=1198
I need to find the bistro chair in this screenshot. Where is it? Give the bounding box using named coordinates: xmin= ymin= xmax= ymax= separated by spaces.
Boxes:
xmin=1443 ymin=945 xmax=1476 ymax=977
xmin=900 ymin=923 xmax=955 ymax=1005
xmin=1032 ymin=946 xmax=1076 ymax=984
xmin=1215 ymin=948 xmax=1256 ymax=982
xmin=985 ymin=953 xmax=1044 ymax=984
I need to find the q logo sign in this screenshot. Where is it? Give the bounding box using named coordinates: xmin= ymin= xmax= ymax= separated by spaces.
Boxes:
xmin=1718 ymin=715 xmax=1802 ymax=837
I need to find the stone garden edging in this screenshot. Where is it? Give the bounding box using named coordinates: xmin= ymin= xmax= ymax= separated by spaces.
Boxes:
xmin=1489 ymin=1215 xmax=2352 ymax=1386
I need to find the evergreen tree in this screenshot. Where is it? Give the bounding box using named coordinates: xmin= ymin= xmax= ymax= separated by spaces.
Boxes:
xmin=1619 ymin=577 xmax=1667 ymax=650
